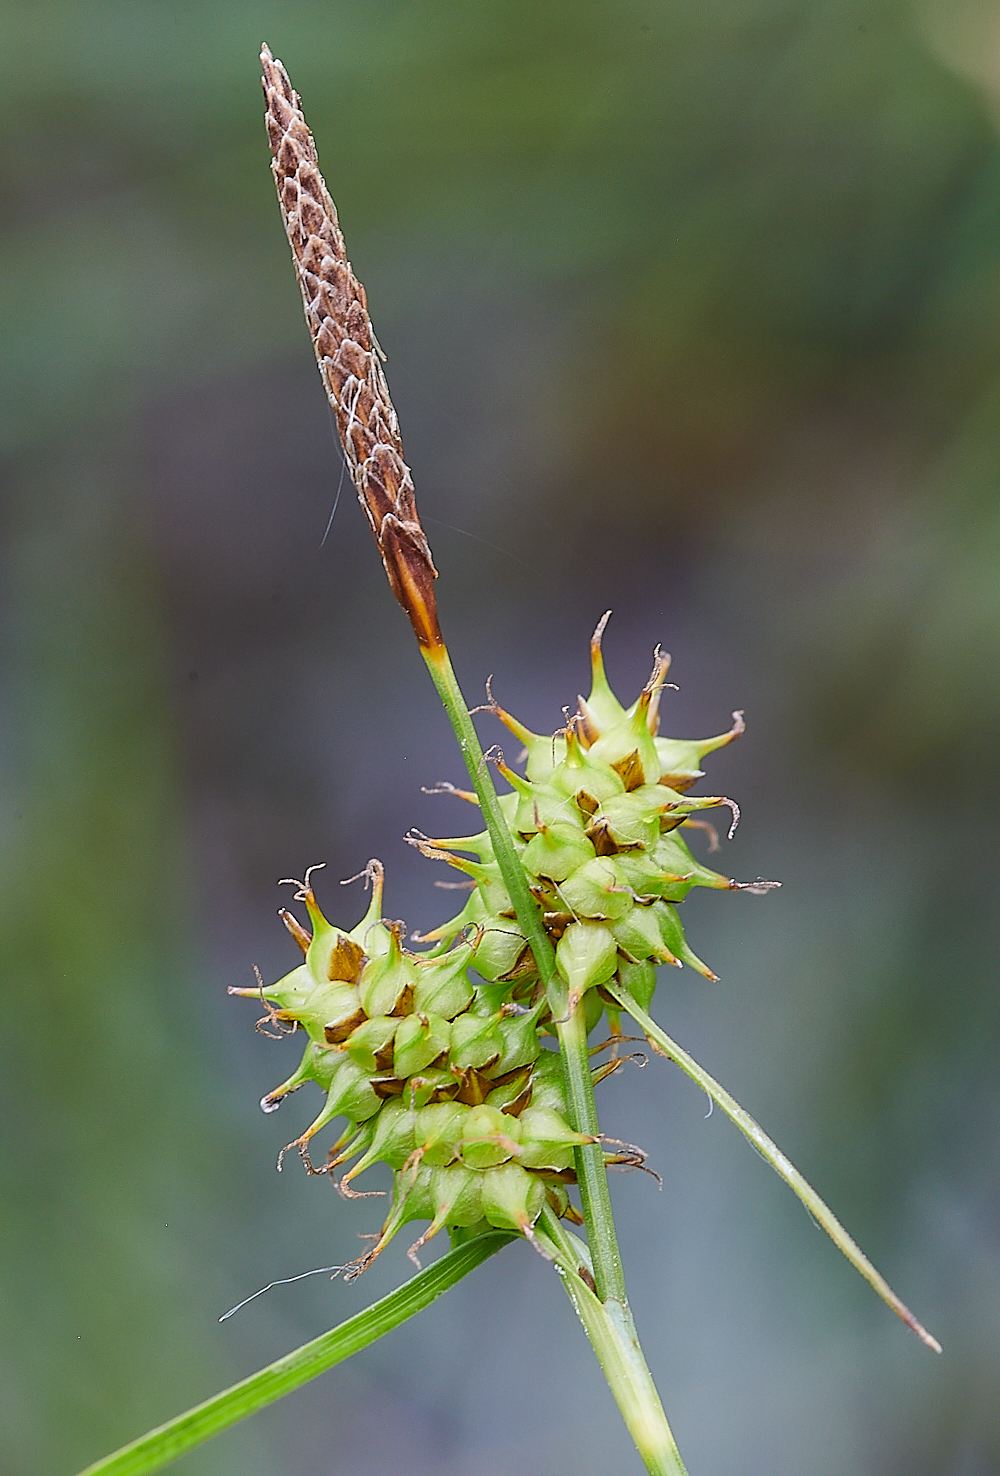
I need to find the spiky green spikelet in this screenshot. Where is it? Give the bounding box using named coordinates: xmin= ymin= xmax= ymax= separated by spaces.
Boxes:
xmin=234 ymin=619 xmax=777 ymax=1274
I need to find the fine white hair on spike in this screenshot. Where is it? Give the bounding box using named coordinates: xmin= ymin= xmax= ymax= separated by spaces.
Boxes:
xmin=218 ymin=1263 xmax=348 ymax=1322
xmin=340 ymin=859 xmax=383 ymax=888
xmin=278 ymin=863 xmax=326 ymax=901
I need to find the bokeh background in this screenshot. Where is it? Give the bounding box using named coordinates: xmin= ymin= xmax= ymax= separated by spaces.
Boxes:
xmin=3 ymin=3 xmax=999 ymax=1473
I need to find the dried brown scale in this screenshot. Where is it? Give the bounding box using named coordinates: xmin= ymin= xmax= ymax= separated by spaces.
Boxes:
xmin=260 ymin=45 xmax=442 ymax=648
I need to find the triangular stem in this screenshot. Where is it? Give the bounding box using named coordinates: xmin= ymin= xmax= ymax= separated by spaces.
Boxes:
xmin=421 ymin=642 xmax=628 ymax=1304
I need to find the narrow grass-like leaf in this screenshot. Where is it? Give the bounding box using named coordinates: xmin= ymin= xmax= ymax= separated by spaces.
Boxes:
xmin=606 ymin=981 xmax=941 ymax=1353
xmin=76 ymin=1231 xmax=515 ymax=1476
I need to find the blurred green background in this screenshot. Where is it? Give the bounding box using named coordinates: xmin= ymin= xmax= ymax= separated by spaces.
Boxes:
xmin=2 ymin=2 xmax=999 ymax=1473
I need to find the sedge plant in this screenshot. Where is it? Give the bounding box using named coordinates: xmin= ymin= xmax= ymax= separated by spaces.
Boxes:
xmin=76 ymin=45 xmax=940 ymax=1476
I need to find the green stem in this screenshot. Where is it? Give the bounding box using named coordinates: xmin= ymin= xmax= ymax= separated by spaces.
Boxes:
xmin=555 ymin=996 xmax=625 ymax=1300
xmin=537 ymin=1207 xmax=688 ymax=1476
xmin=606 ymin=981 xmax=942 ymax=1354
xmin=421 ymin=644 xmax=625 ymax=1303
xmin=75 ymin=1232 xmax=515 ymax=1476
xmin=420 ymin=646 xmax=548 ymax=966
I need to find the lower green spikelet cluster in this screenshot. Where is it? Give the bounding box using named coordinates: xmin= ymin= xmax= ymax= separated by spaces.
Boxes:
xmin=234 ymin=618 xmax=777 ymax=1275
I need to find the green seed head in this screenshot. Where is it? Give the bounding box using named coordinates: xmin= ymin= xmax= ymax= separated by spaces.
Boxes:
xmin=415 ymin=887 xmax=488 ymax=947
xmin=479 ymin=1162 xmax=547 ymax=1233
xmin=459 ymin=1104 xmax=520 ymax=1169
xmin=358 ymin=925 xmax=419 ymax=1017
xmin=236 ymin=618 xmax=776 ymax=1268
xmin=617 ymin=957 xmax=657 ymax=1011
xmin=517 ymin=1105 xmax=596 ymax=1171
xmin=491 ymin=999 xmax=546 ymax=1074
xmin=556 ymin=857 xmax=635 ymax=922
xmin=470 ymin=921 xmax=530 ymax=983
xmin=556 ymin=920 xmax=619 ymax=1003
xmin=485 ymin=1068 xmax=533 ymax=1115
xmin=527 ymin=1049 xmax=570 ymax=1115
xmin=415 ymin=1101 xmax=469 ymax=1165
xmin=430 ymin=1163 xmax=485 ymax=1229
xmin=392 ymin=1011 xmax=451 ymax=1078
xmin=340 ymin=1099 xmax=417 ymax=1186
xmin=449 ymin=1010 xmax=504 ymax=1072
xmin=412 ymin=942 xmax=477 ymax=1018
xmin=340 ymin=1014 xmax=399 ymax=1073
xmin=549 ymin=725 xmax=627 ymax=807
xmin=654 ymin=711 xmax=745 ymax=791
xmin=521 ymin=821 xmax=597 ymax=882
xmin=654 ymin=901 xmax=719 ymax=980
xmin=610 ymin=903 xmax=680 ymax=967
xmin=585 ymin=709 xmax=661 ymax=792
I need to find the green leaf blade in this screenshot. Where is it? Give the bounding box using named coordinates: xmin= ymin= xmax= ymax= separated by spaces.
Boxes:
xmin=607 ymin=982 xmax=941 ymax=1355
xmin=77 ymin=1231 xmax=515 ymax=1476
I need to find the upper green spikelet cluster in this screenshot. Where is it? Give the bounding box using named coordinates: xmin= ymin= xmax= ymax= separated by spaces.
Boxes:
xmin=233 ymin=616 xmax=777 ymax=1275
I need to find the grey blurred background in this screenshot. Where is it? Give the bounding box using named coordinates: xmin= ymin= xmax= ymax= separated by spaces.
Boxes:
xmin=2 ymin=3 xmax=999 ymax=1473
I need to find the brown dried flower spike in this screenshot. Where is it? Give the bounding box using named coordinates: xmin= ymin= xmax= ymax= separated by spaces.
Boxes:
xmin=261 ymin=44 xmax=442 ymax=650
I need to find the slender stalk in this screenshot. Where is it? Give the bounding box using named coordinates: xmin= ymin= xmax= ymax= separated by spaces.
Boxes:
xmin=420 ymin=645 xmax=547 ymax=964
xmin=555 ymin=995 xmax=626 ymax=1300
xmin=421 ymin=642 xmax=626 ymax=1303
xmin=607 ymin=981 xmax=942 ymax=1353
xmin=75 ymin=1232 xmax=515 ymax=1476
xmin=537 ymin=1207 xmax=688 ymax=1476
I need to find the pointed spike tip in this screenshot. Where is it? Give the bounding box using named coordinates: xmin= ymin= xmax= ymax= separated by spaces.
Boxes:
xmin=585 ymin=611 xmax=627 ymax=726
xmin=279 ymin=907 xmax=312 ymax=954
xmin=591 ymin=609 xmax=612 ymax=647
xmin=642 ymin=646 xmax=673 ymax=734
